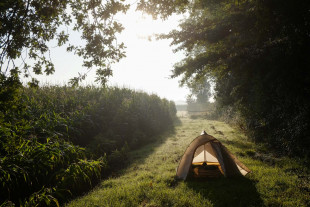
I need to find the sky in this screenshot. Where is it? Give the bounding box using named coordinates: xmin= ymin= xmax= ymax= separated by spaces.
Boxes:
xmin=26 ymin=3 xmax=190 ymax=103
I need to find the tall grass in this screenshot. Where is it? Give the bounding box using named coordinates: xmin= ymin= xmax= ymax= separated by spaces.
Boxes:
xmin=0 ymin=85 xmax=177 ymax=206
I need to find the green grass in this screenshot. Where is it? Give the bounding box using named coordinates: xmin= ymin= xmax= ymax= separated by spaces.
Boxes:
xmin=65 ymin=117 xmax=310 ymax=207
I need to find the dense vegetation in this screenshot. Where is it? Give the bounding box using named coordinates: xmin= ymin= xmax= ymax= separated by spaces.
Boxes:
xmin=140 ymin=0 xmax=310 ymax=157
xmin=0 ymin=76 xmax=177 ymax=206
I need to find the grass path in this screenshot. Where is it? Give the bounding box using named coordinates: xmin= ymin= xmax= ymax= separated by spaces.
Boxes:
xmin=65 ymin=116 xmax=310 ymax=207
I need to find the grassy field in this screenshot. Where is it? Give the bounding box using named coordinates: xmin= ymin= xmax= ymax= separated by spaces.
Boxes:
xmin=65 ymin=115 xmax=310 ymax=207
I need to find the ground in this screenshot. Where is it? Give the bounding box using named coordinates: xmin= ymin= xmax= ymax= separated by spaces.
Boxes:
xmin=64 ymin=113 xmax=310 ymax=207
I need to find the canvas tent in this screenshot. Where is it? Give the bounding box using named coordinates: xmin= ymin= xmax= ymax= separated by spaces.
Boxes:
xmin=176 ymin=131 xmax=250 ymax=180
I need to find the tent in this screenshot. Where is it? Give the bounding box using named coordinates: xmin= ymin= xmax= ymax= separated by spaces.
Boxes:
xmin=176 ymin=131 xmax=251 ymax=180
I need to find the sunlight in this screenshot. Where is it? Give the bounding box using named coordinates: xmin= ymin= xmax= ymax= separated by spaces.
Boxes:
xmin=19 ymin=3 xmax=189 ymax=102
xmin=108 ymin=7 xmax=189 ymax=102
xmin=134 ymin=13 xmax=156 ymax=40
xmin=117 ymin=9 xmax=177 ymax=41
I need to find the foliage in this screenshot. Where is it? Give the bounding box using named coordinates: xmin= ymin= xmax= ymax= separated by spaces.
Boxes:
xmin=185 ymin=77 xmax=213 ymax=116
xmin=21 ymin=86 xmax=177 ymax=149
xmin=137 ymin=0 xmax=189 ymax=19
xmin=0 ymin=84 xmax=177 ymax=206
xmin=140 ymin=0 xmax=310 ymax=157
xmin=0 ymin=0 xmax=128 ymax=85
xmin=186 ymin=78 xmax=212 ymax=105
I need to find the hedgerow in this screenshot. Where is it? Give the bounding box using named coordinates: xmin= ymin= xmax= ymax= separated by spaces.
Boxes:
xmin=0 ymin=82 xmax=177 ymax=206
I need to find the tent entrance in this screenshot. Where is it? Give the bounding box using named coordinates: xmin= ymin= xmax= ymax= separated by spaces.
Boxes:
xmin=189 ymin=143 xmax=224 ymax=178
xmin=190 ymin=162 xmax=224 ymax=178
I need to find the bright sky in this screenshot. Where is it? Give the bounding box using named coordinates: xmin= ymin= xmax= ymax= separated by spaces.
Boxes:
xmin=25 ymin=3 xmax=190 ymax=103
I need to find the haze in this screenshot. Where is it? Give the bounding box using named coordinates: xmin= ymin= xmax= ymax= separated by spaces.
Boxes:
xmin=29 ymin=5 xmax=189 ymax=103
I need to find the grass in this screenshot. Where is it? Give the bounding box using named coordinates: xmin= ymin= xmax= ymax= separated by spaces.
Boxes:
xmin=64 ymin=115 xmax=310 ymax=207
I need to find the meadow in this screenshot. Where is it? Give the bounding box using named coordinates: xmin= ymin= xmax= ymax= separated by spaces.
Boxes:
xmin=0 ymin=85 xmax=177 ymax=206
xmin=65 ymin=114 xmax=310 ymax=207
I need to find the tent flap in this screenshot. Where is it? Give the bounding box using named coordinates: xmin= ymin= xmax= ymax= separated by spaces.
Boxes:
xmin=210 ymin=142 xmax=226 ymax=176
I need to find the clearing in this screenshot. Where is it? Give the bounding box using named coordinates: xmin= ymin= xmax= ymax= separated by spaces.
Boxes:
xmin=65 ymin=114 xmax=310 ymax=207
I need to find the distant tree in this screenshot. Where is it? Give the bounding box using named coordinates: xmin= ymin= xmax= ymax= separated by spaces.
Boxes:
xmin=0 ymin=0 xmax=128 ymax=86
xmin=187 ymin=78 xmax=212 ymax=104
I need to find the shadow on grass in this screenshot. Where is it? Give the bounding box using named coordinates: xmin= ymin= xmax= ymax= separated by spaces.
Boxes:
xmin=186 ymin=176 xmax=263 ymax=207
xmin=108 ymin=125 xmax=178 ymax=177
xmin=63 ymin=125 xmax=178 ymax=205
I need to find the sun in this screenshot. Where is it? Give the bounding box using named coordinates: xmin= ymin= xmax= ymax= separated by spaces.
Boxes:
xmin=120 ymin=10 xmax=159 ymax=41
xmin=108 ymin=6 xmax=189 ymax=102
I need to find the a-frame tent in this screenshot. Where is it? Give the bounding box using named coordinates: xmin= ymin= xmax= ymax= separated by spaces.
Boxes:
xmin=176 ymin=131 xmax=250 ymax=180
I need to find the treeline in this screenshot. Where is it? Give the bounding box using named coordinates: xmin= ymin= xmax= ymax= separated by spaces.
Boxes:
xmin=0 ymin=77 xmax=177 ymax=206
xmin=149 ymin=0 xmax=310 ymax=158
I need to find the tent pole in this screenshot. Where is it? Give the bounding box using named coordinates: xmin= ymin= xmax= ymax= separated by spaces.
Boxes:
xmin=204 ymin=144 xmax=206 ymax=162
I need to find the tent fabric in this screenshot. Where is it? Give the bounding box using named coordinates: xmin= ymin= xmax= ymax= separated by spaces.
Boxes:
xmin=192 ymin=142 xmax=219 ymax=163
xmin=176 ymin=132 xmax=251 ymax=180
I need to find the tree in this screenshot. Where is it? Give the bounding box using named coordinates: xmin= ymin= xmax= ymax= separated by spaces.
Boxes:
xmin=139 ymin=0 xmax=310 ymax=156
xmin=137 ymin=0 xmax=189 ymax=20
xmin=186 ymin=77 xmax=212 ymax=104
xmin=0 ymin=0 xmax=129 ymax=86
